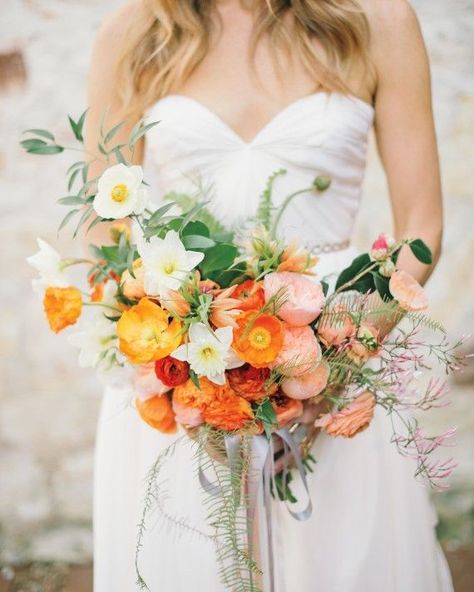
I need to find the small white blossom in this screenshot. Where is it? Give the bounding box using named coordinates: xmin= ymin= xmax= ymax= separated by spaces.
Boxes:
xmin=93 ymin=164 xmax=147 ymax=219
xmin=138 ymin=230 xmax=204 ymax=296
xmin=26 ymin=238 xmax=70 ymax=294
xmin=171 ymin=323 xmax=243 ymax=385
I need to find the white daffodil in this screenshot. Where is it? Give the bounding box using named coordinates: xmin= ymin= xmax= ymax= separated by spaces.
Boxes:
xmin=171 ymin=323 xmax=243 ymax=385
xmin=27 ymin=238 xmax=70 ymax=294
xmin=93 ymin=163 xmax=148 ymax=219
xmin=138 ymin=230 xmax=204 ymax=296
xmin=68 ymin=316 xmax=118 ymax=370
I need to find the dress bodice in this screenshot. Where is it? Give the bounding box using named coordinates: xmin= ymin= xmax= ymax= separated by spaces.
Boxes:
xmin=143 ymin=92 xmax=374 ymax=251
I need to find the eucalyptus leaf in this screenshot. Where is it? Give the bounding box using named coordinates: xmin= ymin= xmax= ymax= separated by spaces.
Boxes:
xmin=57 ymin=195 xmax=85 ymax=206
xmin=128 ymin=120 xmax=161 ymax=150
xmin=182 ymin=234 xmax=215 ymax=250
xmin=147 ymin=202 xmax=177 ymax=226
xmin=57 ymin=208 xmax=80 ymax=233
xmin=23 ymin=128 xmax=55 ymax=141
xmin=104 ymin=121 xmax=125 ymax=144
xmin=67 ymin=168 xmax=81 ymax=192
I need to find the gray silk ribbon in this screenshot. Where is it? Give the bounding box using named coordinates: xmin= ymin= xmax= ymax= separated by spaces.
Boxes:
xmin=199 ymin=428 xmax=313 ymax=592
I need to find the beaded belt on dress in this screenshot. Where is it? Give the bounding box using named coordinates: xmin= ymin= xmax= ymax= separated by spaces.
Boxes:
xmin=309 ymin=239 xmax=350 ymax=255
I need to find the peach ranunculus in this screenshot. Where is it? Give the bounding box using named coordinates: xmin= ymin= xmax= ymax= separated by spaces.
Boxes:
xmin=120 ymin=258 xmax=146 ymax=300
xmin=315 ymin=391 xmax=376 ymax=438
xmin=227 ymin=364 xmax=278 ymax=402
xmin=43 ymin=286 xmax=82 ymax=333
xmin=264 ymin=271 xmax=325 ymax=326
xmin=389 ymin=269 xmax=428 ymax=311
xmin=172 ymin=399 xmax=204 ymax=428
xmin=271 ymin=393 xmax=304 ymax=428
xmin=282 ymin=360 xmax=330 ymax=400
xmin=317 ymin=304 xmax=356 ymax=348
xmin=133 ymin=362 xmax=171 ymax=401
xmin=232 ymin=310 xmax=284 ymax=368
xmin=172 ymin=377 xmax=254 ymax=431
xmin=271 ymin=324 xmax=322 ymax=377
xmin=117 ymin=297 xmax=182 ymax=364
xmin=277 ymin=241 xmax=318 ymax=274
xmin=209 ymin=286 xmax=242 ymax=329
xmin=232 ymin=280 xmax=265 ymax=312
xmin=136 ymin=394 xmax=177 ymax=434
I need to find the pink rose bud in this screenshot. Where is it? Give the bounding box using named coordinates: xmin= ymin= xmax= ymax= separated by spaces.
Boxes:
xmin=370 ymin=233 xmax=395 ymax=261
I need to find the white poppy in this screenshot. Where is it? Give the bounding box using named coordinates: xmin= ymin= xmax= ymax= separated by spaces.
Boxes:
xmin=171 ymin=322 xmax=243 ymax=385
xmin=27 ymin=238 xmax=70 ymax=294
xmin=93 ymin=163 xmax=148 ymax=219
xmin=138 ymin=230 xmax=204 ymax=296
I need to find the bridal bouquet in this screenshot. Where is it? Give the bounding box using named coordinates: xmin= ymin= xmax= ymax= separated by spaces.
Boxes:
xmin=24 ymin=116 xmax=465 ymax=591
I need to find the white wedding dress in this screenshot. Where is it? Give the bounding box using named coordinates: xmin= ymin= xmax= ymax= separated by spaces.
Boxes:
xmin=93 ymin=92 xmax=453 ymax=592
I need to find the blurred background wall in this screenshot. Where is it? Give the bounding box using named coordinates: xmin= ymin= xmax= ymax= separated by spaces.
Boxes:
xmin=0 ymin=0 xmax=472 ymax=579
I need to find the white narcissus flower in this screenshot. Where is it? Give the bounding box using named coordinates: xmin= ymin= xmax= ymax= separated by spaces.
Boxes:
xmin=68 ymin=317 xmax=118 ymax=370
xmin=26 ymin=238 xmax=70 ymax=294
xmin=93 ymin=163 xmax=147 ymax=219
xmin=171 ymin=323 xmax=243 ymax=385
xmin=138 ymin=230 xmax=204 ymax=296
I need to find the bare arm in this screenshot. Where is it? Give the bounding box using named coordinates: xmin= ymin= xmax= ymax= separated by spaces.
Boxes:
xmin=369 ymin=0 xmax=443 ymax=284
xmin=84 ymin=2 xmax=144 ymax=245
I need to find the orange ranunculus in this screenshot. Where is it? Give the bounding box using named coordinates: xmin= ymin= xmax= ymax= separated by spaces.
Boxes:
xmin=117 ymin=297 xmax=182 ymax=364
xmin=172 ymin=377 xmax=254 ymax=431
xmin=203 ymin=392 xmax=254 ymax=432
xmin=227 ymin=364 xmax=277 ymax=402
xmin=43 ymin=286 xmax=82 ymax=333
xmin=232 ymin=280 xmax=265 ymax=312
xmin=232 ymin=310 xmax=284 ymax=368
xmin=271 ymin=393 xmax=304 ymax=428
xmin=315 ymin=391 xmax=376 ymax=438
xmin=136 ymin=394 xmax=177 ymax=434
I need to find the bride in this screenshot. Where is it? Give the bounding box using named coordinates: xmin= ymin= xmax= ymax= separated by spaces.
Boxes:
xmin=86 ymin=0 xmax=452 ymax=590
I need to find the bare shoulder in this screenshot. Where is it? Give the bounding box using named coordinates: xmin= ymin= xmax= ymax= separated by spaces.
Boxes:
xmin=92 ymin=0 xmax=141 ymax=56
xmin=359 ymin=0 xmax=420 ymax=35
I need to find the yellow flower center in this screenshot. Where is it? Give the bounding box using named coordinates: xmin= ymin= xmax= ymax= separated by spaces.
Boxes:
xmin=164 ymin=262 xmax=176 ymax=275
xmin=248 ymin=326 xmax=271 ymax=350
xmin=200 ymin=346 xmax=215 ymax=360
xmin=111 ymin=184 xmax=129 ymax=203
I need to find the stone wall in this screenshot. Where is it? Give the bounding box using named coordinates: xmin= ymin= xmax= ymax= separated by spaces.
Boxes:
xmin=0 ymin=0 xmax=473 ymax=563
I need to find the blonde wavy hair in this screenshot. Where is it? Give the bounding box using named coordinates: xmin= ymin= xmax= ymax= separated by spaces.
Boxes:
xmin=117 ymin=0 xmax=370 ymax=117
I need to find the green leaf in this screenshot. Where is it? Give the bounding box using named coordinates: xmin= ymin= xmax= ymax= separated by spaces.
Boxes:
xmin=200 ymin=244 xmax=238 ymax=276
xmin=181 ymin=234 xmax=215 ymax=250
xmin=255 ymin=398 xmax=277 ymax=440
xmin=67 ymin=168 xmax=81 ymax=192
xmin=104 ymin=121 xmax=125 ymax=144
xmin=189 ymin=369 xmax=201 ymax=390
xmin=335 ymin=253 xmax=371 ymax=291
xmin=321 ymin=280 xmax=329 ymax=297
xmin=68 ymin=109 xmax=88 ymax=143
xmin=128 ymin=120 xmax=160 ymax=150
xmin=147 ymin=202 xmax=177 ymax=226
xmin=85 ymin=215 xmax=104 ymax=234
xmin=350 ymin=275 xmax=376 ymax=294
xmin=81 ymin=162 xmax=90 ymax=184
xmin=23 ymin=128 xmax=55 ymax=141
xmin=57 ymin=208 xmax=80 ymax=233
xmin=182 ymin=220 xmax=210 ymax=238
xmin=373 ymin=272 xmax=392 ymax=301
xmin=57 ymin=195 xmax=85 ymax=206
xmin=409 ymin=238 xmax=432 ymax=265
xmin=67 ymin=160 xmax=86 ymax=175
xmin=73 ymin=206 xmax=94 ymax=238
xmin=179 ymin=201 xmax=210 ymax=232
xmin=113 ymin=146 xmax=126 ymax=165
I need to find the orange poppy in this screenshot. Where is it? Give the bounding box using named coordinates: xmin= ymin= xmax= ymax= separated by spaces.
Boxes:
xmin=232 ymin=280 xmax=265 ymax=312
xmin=232 ymin=310 xmax=284 ymax=368
xmin=43 ymin=286 xmax=82 ymax=333
xmin=117 ymin=297 xmax=182 ymax=364
xmin=136 ymin=394 xmax=177 ymax=434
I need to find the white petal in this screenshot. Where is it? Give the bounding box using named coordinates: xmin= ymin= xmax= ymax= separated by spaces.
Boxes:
xmin=189 ymin=322 xmax=213 ymax=344
xmin=208 ymin=371 xmax=226 ymax=385
xmin=226 ymin=351 xmax=246 ymax=369
xmin=163 ymin=230 xmax=185 ymax=253
xmin=215 ymin=326 xmax=233 ymax=348
xmin=186 ymin=249 xmax=205 ymax=270
xmin=170 ymin=344 xmax=189 ymax=362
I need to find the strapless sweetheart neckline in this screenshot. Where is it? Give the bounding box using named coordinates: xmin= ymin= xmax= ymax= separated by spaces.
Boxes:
xmin=153 ymin=92 xmax=375 ymax=145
